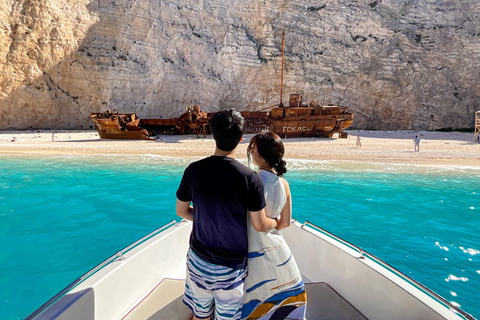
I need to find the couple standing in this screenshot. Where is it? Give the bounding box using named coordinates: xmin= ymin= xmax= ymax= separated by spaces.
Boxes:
xmin=176 ymin=109 xmax=307 ymax=320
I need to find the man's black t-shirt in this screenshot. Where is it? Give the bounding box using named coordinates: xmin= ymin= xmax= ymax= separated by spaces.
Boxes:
xmin=176 ymin=156 xmax=266 ymax=269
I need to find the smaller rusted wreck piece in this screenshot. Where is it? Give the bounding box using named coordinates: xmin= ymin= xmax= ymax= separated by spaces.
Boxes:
xmin=91 ymin=106 xmax=211 ymax=139
xmin=91 ymin=110 xmax=152 ymax=140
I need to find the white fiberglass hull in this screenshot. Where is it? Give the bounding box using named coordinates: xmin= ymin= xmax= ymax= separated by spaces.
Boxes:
xmin=27 ymin=220 xmax=475 ymax=320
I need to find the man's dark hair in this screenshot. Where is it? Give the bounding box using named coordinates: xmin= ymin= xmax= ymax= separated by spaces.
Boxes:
xmin=209 ymin=109 xmax=244 ymax=151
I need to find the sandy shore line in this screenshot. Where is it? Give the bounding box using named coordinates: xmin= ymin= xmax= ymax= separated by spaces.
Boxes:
xmin=1 ymin=130 xmax=479 ymax=167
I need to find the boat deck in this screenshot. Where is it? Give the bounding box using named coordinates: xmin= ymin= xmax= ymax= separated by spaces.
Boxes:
xmin=123 ymin=279 xmax=367 ymax=320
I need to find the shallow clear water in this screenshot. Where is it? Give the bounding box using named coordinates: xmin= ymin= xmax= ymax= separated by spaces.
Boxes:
xmin=0 ymin=155 xmax=479 ymax=319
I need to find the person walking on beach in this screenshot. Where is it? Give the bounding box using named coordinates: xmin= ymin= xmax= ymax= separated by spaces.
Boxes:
xmin=243 ymin=132 xmax=306 ymax=320
xmin=176 ymin=109 xmax=278 ymax=320
xmin=356 ymin=134 xmax=362 ymax=149
xmin=414 ymin=135 xmax=421 ymax=152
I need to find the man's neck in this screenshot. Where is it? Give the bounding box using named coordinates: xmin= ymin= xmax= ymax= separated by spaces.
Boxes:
xmin=213 ymin=147 xmax=236 ymax=158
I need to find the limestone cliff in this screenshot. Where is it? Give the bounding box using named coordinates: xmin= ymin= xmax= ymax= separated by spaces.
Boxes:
xmin=1 ymin=0 xmax=479 ymax=130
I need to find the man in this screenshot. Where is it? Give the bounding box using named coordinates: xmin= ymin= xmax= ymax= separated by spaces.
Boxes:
xmin=414 ymin=135 xmax=420 ymax=152
xmin=176 ymin=109 xmax=278 ymax=320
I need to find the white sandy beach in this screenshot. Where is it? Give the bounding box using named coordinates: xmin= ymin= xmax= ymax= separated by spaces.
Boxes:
xmin=0 ymin=130 xmax=479 ymax=167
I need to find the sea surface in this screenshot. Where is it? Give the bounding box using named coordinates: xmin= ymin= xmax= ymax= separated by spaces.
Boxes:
xmin=0 ymin=155 xmax=479 ymax=319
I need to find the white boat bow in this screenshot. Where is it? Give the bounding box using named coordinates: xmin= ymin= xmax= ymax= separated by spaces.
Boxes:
xmin=26 ymin=220 xmax=476 ymax=320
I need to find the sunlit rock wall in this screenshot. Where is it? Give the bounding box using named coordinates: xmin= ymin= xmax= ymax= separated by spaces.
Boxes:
xmin=1 ymin=0 xmax=479 ymax=130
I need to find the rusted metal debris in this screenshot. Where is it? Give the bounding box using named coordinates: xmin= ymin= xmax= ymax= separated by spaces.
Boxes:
xmin=91 ymin=94 xmax=353 ymax=139
xmin=140 ymin=105 xmax=211 ymax=137
xmin=91 ymin=110 xmax=152 ymax=140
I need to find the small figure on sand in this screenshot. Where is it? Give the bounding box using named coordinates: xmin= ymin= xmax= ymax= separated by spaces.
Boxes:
xmin=11 ymin=137 xmax=16 ymax=142
xmin=356 ymin=135 xmax=362 ymax=149
xmin=52 ymin=132 xmax=55 ymax=142
xmin=414 ymin=135 xmax=421 ymax=152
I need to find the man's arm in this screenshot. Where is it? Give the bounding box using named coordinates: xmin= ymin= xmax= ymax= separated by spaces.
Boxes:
xmin=176 ymin=199 xmax=193 ymax=221
xmin=249 ymin=208 xmax=278 ymax=232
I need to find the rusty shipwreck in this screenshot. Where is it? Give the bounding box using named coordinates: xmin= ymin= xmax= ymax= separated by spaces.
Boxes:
xmin=91 ymin=96 xmax=353 ymax=139
xmin=91 ymin=31 xmax=353 ymax=139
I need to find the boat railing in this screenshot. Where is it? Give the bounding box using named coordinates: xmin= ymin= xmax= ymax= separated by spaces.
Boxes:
xmin=300 ymin=220 xmax=476 ymax=320
xmin=25 ymin=220 xmax=183 ymax=320
xmin=300 ymin=220 xmax=365 ymax=259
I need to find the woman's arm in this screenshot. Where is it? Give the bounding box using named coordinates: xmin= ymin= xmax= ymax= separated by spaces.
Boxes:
xmin=276 ymin=178 xmax=292 ymax=230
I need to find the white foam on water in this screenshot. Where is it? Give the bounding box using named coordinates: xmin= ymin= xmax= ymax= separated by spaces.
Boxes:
xmin=435 ymin=242 xmax=450 ymax=252
xmin=47 ymin=153 xmax=200 ymax=168
xmin=285 ymin=158 xmax=480 ymax=175
xmin=459 ymin=247 xmax=480 ymax=256
xmin=445 ymin=275 xmax=469 ymax=282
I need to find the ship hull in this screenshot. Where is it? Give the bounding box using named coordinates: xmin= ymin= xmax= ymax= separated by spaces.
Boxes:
xmin=269 ymin=116 xmax=353 ymax=138
xmin=91 ymin=113 xmax=152 ymax=140
xmin=242 ymin=108 xmax=354 ymax=138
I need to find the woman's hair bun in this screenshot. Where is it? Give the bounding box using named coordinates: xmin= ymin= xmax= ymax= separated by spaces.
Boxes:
xmin=275 ymin=160 xmax=287 ymax=176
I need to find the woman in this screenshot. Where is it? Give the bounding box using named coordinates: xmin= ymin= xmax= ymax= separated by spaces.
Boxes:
xmin=242 ymin=132 xmax=307 ymax=320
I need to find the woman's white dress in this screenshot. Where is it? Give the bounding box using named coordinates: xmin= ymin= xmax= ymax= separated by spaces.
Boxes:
xmin=242 ymin=170 xmax=306 ymax=320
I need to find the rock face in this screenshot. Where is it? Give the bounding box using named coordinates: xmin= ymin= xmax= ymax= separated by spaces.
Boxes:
xmin=1 ymin=0 xmax=479 ymax=130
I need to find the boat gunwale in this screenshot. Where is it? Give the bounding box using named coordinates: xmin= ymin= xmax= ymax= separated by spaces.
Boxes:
xmin=24 ymin=220 xmax=185 ymax=320
xmin=299 ymin=220 xmax=476 ymax=320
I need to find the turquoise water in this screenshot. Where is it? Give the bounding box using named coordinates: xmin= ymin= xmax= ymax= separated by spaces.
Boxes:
xmin=0 ymin=155 xmax=479 ymax=319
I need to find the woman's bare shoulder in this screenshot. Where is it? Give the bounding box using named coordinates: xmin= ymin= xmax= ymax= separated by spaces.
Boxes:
xmin=280 ymin=177 xmax=290 ymax=194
